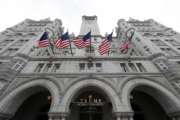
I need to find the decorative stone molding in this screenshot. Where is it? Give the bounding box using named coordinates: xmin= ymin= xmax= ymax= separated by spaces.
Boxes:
xmin=60 ymin=79 xmax=121 ymax=113
xmin=113 ymin=112 xmax=134 ymax=120
xmin=169 ymin=112 xmax=180 ymax=120
xmin=0 ymin=112 xmax=13 ymax=120
xmin=0 ymin=54 xmax=30 ymax=96
xmin=150 ymin=53 xmax=180 ymax=81
xmin=121 ymin=77 xmax=180 ymax=113
xmin=48 ymin=112 xmax=69 ymax=120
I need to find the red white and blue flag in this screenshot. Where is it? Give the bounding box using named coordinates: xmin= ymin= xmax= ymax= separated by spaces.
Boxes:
xmin=120 ymin=30 xmax=134 ymax=54
xmin=99 ymin=32 xmax=113 ymax=55
xmin=120 ymin=41 xmax=131 ymax=54
xmin=38 ymin=32 xmax=50 ymax=47
xmin=55 ymin=32 xmax=70 ymax=48
xmin=73 ymin=31 xmax=91 ymax=48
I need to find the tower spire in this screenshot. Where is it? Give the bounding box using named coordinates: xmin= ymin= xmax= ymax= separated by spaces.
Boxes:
xmin=79 ymin=15 xmax=101 ymax=36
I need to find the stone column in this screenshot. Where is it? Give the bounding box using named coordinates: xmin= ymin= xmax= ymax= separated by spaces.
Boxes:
xmin=48 ymin=112 xmax=68 ymax=120
xmin=113 ymin=112 xmax=134 ymax=120
xmin=0 ymin=113 xmax=12 ymax=120
xmin=169 ymin=112 xmax=180 ymax=120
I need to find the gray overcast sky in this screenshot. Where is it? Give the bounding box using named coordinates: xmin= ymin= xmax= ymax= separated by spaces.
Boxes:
xmin=0 ymin=0 xmax=180 ymax=35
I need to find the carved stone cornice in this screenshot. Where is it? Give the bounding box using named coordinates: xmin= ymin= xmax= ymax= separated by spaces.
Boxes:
xmin=18 ymin=72 xmax=163 ymax=78
xmin=29 ymin=56 xmax=150 ymax=61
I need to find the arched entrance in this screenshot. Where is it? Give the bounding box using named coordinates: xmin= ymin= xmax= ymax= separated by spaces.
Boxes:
xmin=121 ymin=78 xmax=180 ymax=120
xmin=69 ymin=86 xmax=113 ymax=120
xmin=10 ymin=90 xmax=51 ymax=120
xmin=130 ymin=87 xmax=170 ymax=120
xmin=0 ymin=79 xmax=61 ymax=120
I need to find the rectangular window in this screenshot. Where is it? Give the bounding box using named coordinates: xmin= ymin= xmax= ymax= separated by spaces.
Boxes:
xmin=120 ymin=63 xmax=129 ymax=72
xmin=43 ymin=63 xmax=52 ymax=72
xmin=87 ymin=63 xmax=93 ymax=70
xmin=34 ymin=63 xmax=44 ymax=73
xmin=13 ymin=39 xmax=29 ymax=47
xmin=2 ymin=48 xmax=19 ymax=56
xmin=136 ymin=63 xmax=146 ymax=72
xmin=79 ymin=63 xmax=85 ymax=71
xmin=176 ymin=61 xmax=180 ymax=68
xmin=96 ymin=63 xmax=102 ymax=68
xmin=128 ymin=63 xmax=138 ymax=72
xmin=165 ymin=39 xmax=180 ymax=46
xmin=151 ymin=39 xmax=167 ymax=46
xmin=160 ymin=48 xmax=177 ymax=56
xmin=96 ymin=63 xmax=102 ymax=72
xmin=52 ymin=63 xmax=60 ymax=72
xmin=177 ymin=61 xmax=180 ymax=65
xmin=0 ymin=39 xmax=14 ymax=46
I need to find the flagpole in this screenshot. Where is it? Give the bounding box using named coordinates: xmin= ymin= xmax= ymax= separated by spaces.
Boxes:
xmin=90 ymin=31 xmax=92 ymax=53
xmin=108 ymin=50 xmax=110 ymax=56
xmin=45 ymin=28 xmax=55 ymax=56
xmin=108 ymin=30 xmax=113 ymax=56
xmin=125 ymin=28 xmax=135 ymax=62
xmin=69 ymin=38 xmax=73 ymax=56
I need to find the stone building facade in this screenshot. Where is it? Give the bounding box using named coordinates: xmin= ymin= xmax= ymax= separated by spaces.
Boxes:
xmin=0 ymin=16 xmax=180 ymax=120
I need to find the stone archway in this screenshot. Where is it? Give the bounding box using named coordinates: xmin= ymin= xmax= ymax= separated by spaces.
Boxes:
xmin=69 ymin=86 xmax=113 ymax=120
xmin=0 ymin=79 xmax=60 ymax=120
xmin=10 ymin=89 xmax=51 ymax=120
xmin=59 ymin=79 xmax=122 ymax=120
xmin=121 ymin=78 xmax=180 ymax=119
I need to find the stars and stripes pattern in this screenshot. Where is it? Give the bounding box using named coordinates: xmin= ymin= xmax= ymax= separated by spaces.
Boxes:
xmin=73 ymin=31 xmax=91 ymax=48
xmin=98 ymin=32 xmax=113 ymax=55
xmin=38 ymin=32 xmax=50 ymax=47
xmin=55 ymin=32 xmax=70 ymax=48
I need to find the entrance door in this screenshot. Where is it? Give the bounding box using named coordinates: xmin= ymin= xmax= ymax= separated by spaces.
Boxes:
xmin=10 ymin=91 xmax=51 ymax=120
xmin=79 ymin=106 xmax=102 ymax=120
xmin=69 ymin=89 xmax=113 ymax=120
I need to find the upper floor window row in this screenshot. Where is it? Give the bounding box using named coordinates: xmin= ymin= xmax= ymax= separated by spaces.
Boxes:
xmin=160 ymin=47 xmax=178 ymax=56
xmin=1 ymin=48 xmax=19 ymax=56
xmin=165 ymin=39 xmax=180 ymax=46
xmin=79 ymin=63 xmax=102 ymax=72
xmin=151 ymin=39 xmax=167 ymax=46
xmin=13 ymin=39 xmax=29 ymax=47
xmin=34 ymin=63 xmax=61 ymax=73
xmin=120 ymin=63 xmax=146 ymax=72
xmin=0 ymin=39 xmax=14 ymax=46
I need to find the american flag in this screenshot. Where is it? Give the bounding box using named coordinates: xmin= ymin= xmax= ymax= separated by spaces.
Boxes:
xmin=99 ymin=32 xmax=113 ymax=55
xmin=38 ymin=32 xmax=50 ymax=47
xmin=73 ymin=31 xmax=91 ymax=48
xmin=120 ymin=29 xmax=134 ymax=54
xmin=55 ymin=32 xmax=70 ymax=48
